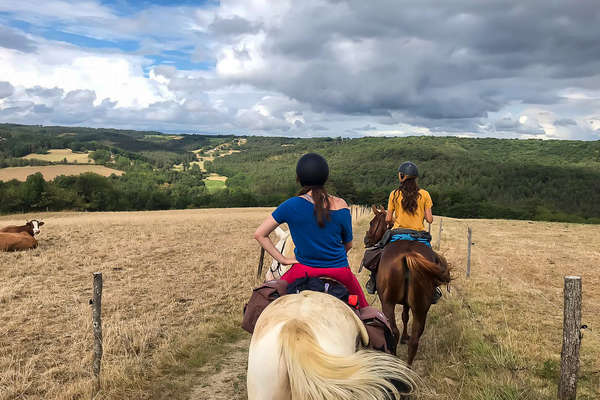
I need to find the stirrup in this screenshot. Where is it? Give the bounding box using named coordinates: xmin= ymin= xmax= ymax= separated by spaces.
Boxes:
xmin=432 ymin=286 xmax=443 ymax=304
xmin=365 ymin=275 xmax=377 ymax=294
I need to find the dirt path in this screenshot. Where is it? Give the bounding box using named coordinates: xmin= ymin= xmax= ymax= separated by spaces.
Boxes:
xmin=188 ymin=337 xmax=250 ymax=400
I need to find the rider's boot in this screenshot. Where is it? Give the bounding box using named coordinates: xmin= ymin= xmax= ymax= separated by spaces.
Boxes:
xmin=366 ymin=272 xmax=377 ymax=294
xmin=432 ymin=286 xmax=443 ymax=304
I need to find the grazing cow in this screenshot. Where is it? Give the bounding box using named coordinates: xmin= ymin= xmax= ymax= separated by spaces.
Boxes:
xmin=0 ymin=220 xmax=44 ymax=236
xmin=0 ymin=232 xmax=38 ymax=251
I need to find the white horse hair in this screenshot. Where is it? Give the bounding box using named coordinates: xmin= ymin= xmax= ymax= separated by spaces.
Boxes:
xmin=247 ymin=291 xmax=417 ymax=400
xmin=265 ymin=226 xmax=296 ymax=281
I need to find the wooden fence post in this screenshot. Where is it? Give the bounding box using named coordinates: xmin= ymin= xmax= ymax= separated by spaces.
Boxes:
xmin=466 ymin=227 xmax=472 ymax=277
xmin=91 ymin=272 xmax=103 ymax=397
xmin=436 ymin=219 xmax=443 ymax=250
xmin=558 ymin=276 xmax=582 ymax=400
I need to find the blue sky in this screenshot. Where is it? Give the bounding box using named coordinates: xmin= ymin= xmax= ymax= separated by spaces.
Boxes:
xmin=0 ymin=0 xmax=599 ymax=139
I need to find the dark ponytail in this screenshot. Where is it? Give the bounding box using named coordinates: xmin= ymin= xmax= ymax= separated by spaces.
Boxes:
xmin=298 ymin=185 xmax=331 ymax=227
xmin=392 ymin=178 xmax=420 ymax=215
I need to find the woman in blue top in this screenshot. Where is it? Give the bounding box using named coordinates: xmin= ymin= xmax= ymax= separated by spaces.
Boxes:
xmin=254 ymin=153 xmax=368 ymax=308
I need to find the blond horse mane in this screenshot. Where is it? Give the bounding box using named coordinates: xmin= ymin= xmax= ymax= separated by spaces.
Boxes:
xmin=247 ymin=291 xmax=418 ymax=400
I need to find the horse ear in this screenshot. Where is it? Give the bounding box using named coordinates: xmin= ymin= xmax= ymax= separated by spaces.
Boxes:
xmin=371 ymin=205 xmax=379 ymax=214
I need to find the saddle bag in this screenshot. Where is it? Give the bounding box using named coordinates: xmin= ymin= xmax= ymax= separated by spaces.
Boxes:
xmin=360 ymin=247 xmax=384 ymax=273
xmin=242 ymin=280 xmax=288 ymax=334
xmin=357 ymin=306 xmax=397 ymax=355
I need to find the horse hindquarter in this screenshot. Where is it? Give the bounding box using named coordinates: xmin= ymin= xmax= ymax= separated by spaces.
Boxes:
xmin=247 ymin=291 xmax=416 ymax=400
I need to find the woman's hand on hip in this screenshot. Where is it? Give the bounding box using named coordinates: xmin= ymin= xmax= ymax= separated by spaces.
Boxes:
xmin=282 ymin=257 xmax=299 ymax=265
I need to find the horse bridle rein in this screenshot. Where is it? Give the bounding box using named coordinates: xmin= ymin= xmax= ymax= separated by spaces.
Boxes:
xmin=269 ymin=236 xmax=288 ymax=279
xmin=256 ymin=235 xmax=289 ymax=279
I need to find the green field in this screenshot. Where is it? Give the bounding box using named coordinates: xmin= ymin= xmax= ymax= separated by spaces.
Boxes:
xmin=204 ymin=179 xmax=226 ymax=192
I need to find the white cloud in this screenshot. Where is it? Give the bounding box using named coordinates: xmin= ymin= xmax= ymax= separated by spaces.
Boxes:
xmin=0 ymin=43 xmax=171 ymax=108
xmin=0 ymin=0 xmax=113 ymax=21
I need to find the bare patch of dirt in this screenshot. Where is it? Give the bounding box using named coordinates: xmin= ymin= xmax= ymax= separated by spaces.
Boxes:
xmin=188 ymin=338 xmax=250 ymax=400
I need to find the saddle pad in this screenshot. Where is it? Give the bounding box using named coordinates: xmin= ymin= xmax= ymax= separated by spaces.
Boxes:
xmin=390 ymin=233 xmax=431 ymax=247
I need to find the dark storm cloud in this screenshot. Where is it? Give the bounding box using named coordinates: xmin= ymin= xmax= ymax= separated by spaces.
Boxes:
xmin=222 ymin=0 xmax=600 ymax=132
xmin=0 ymin=26 xmax=37 ymax=52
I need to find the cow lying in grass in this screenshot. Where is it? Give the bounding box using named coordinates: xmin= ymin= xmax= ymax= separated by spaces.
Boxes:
xmin=0 ymin=220 xmax=44 ymax=236
xmin=0 ymin=232 xmax=38 ymax=251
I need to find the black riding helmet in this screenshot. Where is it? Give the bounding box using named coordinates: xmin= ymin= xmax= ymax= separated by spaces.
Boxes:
xmin=296 ymin=153 xmax=329 ymax=186
xmin=398 ymin=161 xmax=418 ymax=177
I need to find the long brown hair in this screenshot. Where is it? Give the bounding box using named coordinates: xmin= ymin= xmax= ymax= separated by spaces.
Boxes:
xmin=298 ymin=185 xmax=331 ymax=228
xmin=392 ymin=178 xmax=420 ymax=215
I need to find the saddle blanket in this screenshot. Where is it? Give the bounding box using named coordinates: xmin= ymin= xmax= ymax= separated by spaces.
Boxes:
xmin=390 ymin=233 xmax=431 ymax=247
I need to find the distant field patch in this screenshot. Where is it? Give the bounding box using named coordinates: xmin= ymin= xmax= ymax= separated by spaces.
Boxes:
xmin=172 ymin=161 xmax=202 ymax=171
xmin=205 ymin=173 xmax=227 ymax=182
xmin=21 ymin=149 xmax=92 ymax=163
xmin=0 ymin=165 xmax=123 ymax=182
xmin=204 ymin=179 xmax=226 ymax=192
xmin=144 ymin=134 xmax=183 ymax=140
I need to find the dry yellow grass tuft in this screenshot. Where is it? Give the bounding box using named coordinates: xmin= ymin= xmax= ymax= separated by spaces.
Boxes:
xmin=0 ymin=210 xmax=598 ymax=400
xmin=21 ymin=149 xmax=93 ymax=164
xmin=0 ymin=165 xmax=123 ymax=182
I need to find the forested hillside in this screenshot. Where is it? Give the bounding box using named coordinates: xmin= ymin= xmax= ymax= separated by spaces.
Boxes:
xmin=208 ymin=136 xmax=600 ymax=223
xmin=0 ymin=124 xmax=233 ymax=212
xmin=1 ymin=123 xmax=599 ymax=223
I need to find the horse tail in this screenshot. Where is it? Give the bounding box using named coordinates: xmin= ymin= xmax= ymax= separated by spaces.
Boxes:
xmin=279 ymin=319 xmax=417 ymax=400
xmin=404 ymin=252 xmax=452 ymax=286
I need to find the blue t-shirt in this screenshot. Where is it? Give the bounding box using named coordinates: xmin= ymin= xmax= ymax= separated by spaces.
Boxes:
xmin=272 ymin=196 xmax=353 ymax=268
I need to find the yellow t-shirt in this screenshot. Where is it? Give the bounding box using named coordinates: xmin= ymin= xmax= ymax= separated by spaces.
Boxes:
xmin=387 ymin=189 xmax=433 ymax=231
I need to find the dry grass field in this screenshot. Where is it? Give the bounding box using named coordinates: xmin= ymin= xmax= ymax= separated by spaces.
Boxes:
xmin=21 ymin=149 xmax=93 ymax=164
xmin=0 ymin=209 xmax=598 ymax=400
xmin=0 ymin=165 xmax=123 ymax=182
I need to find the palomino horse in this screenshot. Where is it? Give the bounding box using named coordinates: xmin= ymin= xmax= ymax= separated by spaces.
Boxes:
xmin=263 ymin=226 xmax=296 ymax=281
xmin=247 ymin=290 xmax=417 ymax=399
xmin=364 ymin=206 xmax=451 ymax=366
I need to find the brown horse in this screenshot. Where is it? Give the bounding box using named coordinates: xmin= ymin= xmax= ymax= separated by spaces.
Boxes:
xmin=364 ymin=206 xmax=451 ymax=366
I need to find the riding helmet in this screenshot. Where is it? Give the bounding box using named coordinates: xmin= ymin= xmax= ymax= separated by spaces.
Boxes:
xmin=296 ymin=153 xmax=329 ymax=186
xmin=398 ymin=161 xmax=418 ymax=177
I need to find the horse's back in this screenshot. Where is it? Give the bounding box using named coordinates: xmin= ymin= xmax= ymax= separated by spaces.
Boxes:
xmin=248 ymin=291 xmax=367 ymax=399
xmin=251 ymin=291 xmax=366 ymax=354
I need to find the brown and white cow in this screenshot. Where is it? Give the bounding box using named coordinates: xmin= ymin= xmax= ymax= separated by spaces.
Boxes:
xmin=0 ymin=232 xmax=38 ymax=251
xmin=0 ymin=220 xmax=44 ymax=236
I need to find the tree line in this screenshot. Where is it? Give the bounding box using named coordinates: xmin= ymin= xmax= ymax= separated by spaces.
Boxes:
xmin=1 ymin=124 xmax=599 ymax=224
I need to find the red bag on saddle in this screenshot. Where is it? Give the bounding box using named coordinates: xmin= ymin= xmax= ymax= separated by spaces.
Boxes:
xmin=242 ymin=280 xmax=288 ymax=334
xmin=357 ymin=306 xmax=397 ymax=355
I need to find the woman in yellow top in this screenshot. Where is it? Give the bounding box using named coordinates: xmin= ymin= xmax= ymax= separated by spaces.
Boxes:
xmin=385 ymin=161 xmax=433 ymax=231
xmin=366 ymin=162 xmax=441 ymax=302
